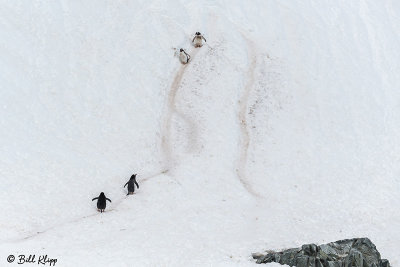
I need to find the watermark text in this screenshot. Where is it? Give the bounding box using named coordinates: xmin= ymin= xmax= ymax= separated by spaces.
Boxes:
xmin=7 ymin=254 xmax=57 ymax=266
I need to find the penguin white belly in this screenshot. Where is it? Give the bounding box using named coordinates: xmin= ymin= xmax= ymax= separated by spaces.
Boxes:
xmin=179 ymin=52 xmax=188 ymax=64
xmin=193 ymin=37 xmax=203 ymax=47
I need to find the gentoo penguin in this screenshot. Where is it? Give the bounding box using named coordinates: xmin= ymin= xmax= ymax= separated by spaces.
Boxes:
xmin=92 ymin=192 xmax=111 ymax=213
xmin=179 ymin=48 xmax=191 ymax=64
xmin=124 ymin=174 xmax=139 ymax=195
xmin=192 ymin=32 xmax=207 ymax=47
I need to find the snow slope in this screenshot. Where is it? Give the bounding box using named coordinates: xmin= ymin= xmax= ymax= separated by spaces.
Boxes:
xmin=1 ymin=0 xmax=399 ymax=266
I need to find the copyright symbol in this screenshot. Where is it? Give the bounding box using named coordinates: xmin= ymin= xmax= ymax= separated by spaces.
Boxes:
xmin=7 ymin=255 xmax=15 ymax=263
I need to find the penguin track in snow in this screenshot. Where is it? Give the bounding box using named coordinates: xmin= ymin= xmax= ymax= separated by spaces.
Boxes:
xmin=236 ymin=34 xmax=264 ymax=200
xmin=161 ymin=48 xmax=200 ymax=171
xmin=7 ymin=169 xmax=168 ymax=243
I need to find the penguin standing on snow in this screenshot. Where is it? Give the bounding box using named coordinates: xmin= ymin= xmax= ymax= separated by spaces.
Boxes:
xmin=124 ymin=174 xmax=139 ymax=195
xmin=92 ymin=192 xmax=111 ymax=213
xmin=179 ymin=48 xmax=191 ymax=64
xmin=192 ymin=32 xmax=206 ymax=48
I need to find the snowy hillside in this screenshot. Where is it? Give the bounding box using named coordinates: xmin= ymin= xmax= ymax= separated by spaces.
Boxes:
xmin=1 ymin=0 xmax=399 ymax=266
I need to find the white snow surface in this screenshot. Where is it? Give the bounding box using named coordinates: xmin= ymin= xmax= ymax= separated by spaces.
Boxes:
xmin=1 ymin=0 xmax=400 ymax=266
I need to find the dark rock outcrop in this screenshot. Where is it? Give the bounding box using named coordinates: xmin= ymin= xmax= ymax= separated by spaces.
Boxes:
xmin=253 ymin=238 xmax=390 ymax=267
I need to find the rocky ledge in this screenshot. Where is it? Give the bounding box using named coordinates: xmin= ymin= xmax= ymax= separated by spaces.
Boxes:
xmin=252 ymin=238 xmax=390 ymax=267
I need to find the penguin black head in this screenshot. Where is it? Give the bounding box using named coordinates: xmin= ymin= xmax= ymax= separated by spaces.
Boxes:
xmin=196 ymin=32 xmax=200 ymax=35
xmin=180 ymin=48 xmax=184 ymax=52
xmin=131 ymin=174 xmax=137 ymax=180
xmin=100 ymin=192 xmax=105 ymax=197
